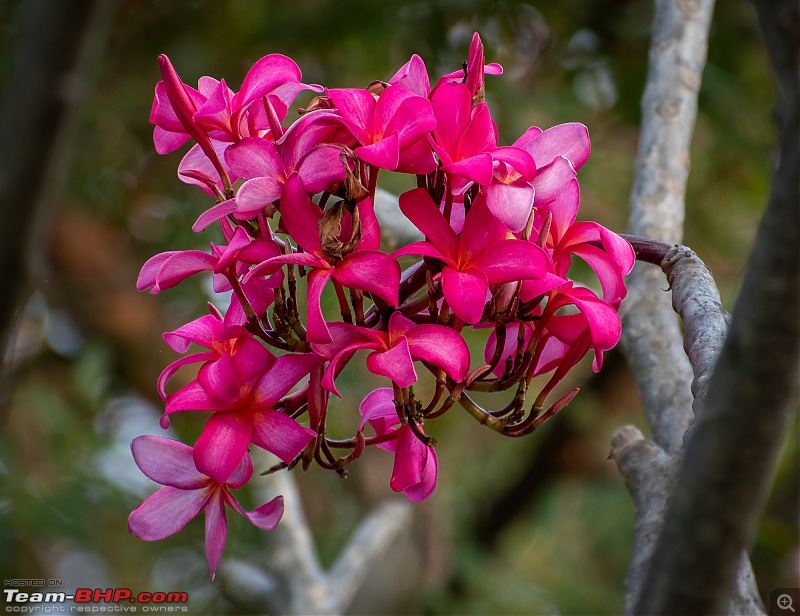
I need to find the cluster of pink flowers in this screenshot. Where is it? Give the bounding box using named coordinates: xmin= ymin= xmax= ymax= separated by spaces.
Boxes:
xmin=129 ymin=33 xmax=635 ymax=579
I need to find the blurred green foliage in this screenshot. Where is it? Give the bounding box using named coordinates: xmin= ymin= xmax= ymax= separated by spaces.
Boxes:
xmin=0 ymin=1 xmax=795 ymax=614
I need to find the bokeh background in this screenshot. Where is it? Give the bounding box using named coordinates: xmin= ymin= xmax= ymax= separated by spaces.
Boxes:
xmin=1 ymin=1 xmax=796 ymax=614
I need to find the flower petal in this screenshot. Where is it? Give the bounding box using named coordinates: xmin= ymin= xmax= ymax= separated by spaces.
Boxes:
xmin=398 ymin=188 xmax=459 ymax=258
xmin=244 ymin=495 xmax=284 ymax=530
xmin=251 ymin=352 xmax=323 ymax=408
xmin=250 ymin=409 xmax=316 ymax=463
xmin=204 ymin=491 xmax=228 ymax=582
xmin=128 ymin=485 xmax=208 ymax=541
xmin=406 ymin=324 xmax=471 ymax=382
xmin=334 ymin=251 xmax=400 ymax=306
xmin=193 ymin=412 xmax=252 ymax=484
xmin=366 ymin=338 xmax=418 ymax=387
xmin=441 ymin=266 xmax=489 ymax=324
xmin=131 ymin=435 xmax=207 ymax=489
xmin=472 ymin=240 xmax=549 ymax=285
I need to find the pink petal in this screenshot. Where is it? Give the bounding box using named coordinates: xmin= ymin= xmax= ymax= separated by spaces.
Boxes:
xmin=235 ymin=54 xmax=303 ymax=111
xmin=472 ymin=240 xmax=549 ymax=285
xmin=131 ymin=435 xmax=207 ymax=489
xmin=155 ymin=251 xmax=217 ymax=292
xmin=398 ymin=188 xmax=459 ymax=258
xmin=193 ymin=411 xmax=252 ymax=484
xmin=224 ymin=137 xmax=284 ymax=180
xmin=305 ymin=267 xmax=336 ymax=344
xmin=236 ymin=176 xmax=284 ymax=218
xmin=388 ymin=54 xmax=430 ymax=97
xmin=389 ymin=424 xmax=426 ymax=492
xmin=396 ymin=136 xmax=438 ymax=174
xmin=522 ymin=122 xmax=590 ymax=171
xmin=482 ymin=181 xmax=535 ymax=233
xmin=230 ymin=337 xmax=276 ymax=384
xmin=355 ymin=197 xmax=382 ymax=252
xmin=492 ymin=146 xmax=536 ymax=180
xmin=532 ymin=156 xmax=576 ymax=205
xmin=153 ymin=126 xmax=190 ymax=155
xmin=193 ymin=199 xmax=238 ymax=232
xmin=457 ymin=103 xmax=497 ymax=160
xmin=392 ymin=241 xmax=453 ymax=267
xmin=226 ymin=451 xmax=254 ymax=489
xmin=405 ymin=324 xmax=471 ymax=382
xmin=137 ymin=251 xmax=179 ymax=292
xmin=204 ymin=491 xmax=228 ymax=582
xmin=244 ymin=495 xmax=284 ymax=530
xmin=460 ymin=192 xmax=516 ymax=258
xmin=250 ymin=409 xmax=316 ymax=463
xmin=297 ymin=144 xmax=348 ymax=194
xmin=354 ymin=132 xmax=400 ymax=170
xmin=157 ymin=352 xmax=217 ymax=400
xmin=383 ymin=91 xmax=436 ymax=148
xmin=326 ymin=88 xmax=375 ymax=144
xmin=164 ymin=313 xmax=223 ymax=353
xmin=278 ymin=173 xmax=322 ymax=256
xmin=198 ymin=353 xmax=241 ymax=405
xmin=441 ymin=266 xmax=489 ymax=324
xmin=251 ymin=352 xmax=323 ymax=408
xmin=441 ymin=153 xmax=494 ymax=187
xmin=129 ymin=486 xmax=208 ymax=541
xmin=358 ymin=387 xmax=399 ymax=432
xmin=431 ymin=83 xmax=471 ymax=156
xmin=164 ymin=381 xmax=221 ymax=425
xmin=570 ymin=243 xmax=629 ymax=306
xmin=334 ymin=251 xmax=400 ymax=306
xmin=402 ymin=446 xmax=437 ymax=502
xmin=366 ymin=338 xmax=418 ymax=387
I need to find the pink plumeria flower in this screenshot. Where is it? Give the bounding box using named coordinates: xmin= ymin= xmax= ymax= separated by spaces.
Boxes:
xmin=128 ymin=436 xmax=283 ymax=581
xmin=394 ymin=188 xmax=549 ymax=324
xmin=164 ymin=349 xmax=322 ymax=483
xmin=156 ymin=307 xmax=274 ymax=401
xmin=245 ymin=173 xmax=400 ymax=343
xmin=327 ymin=84 xmax=437 ymax=174
xmin=359 ymin=388 xmax=437 ymax=502
xmin=311 ymin=311 xmax=471 ymax=396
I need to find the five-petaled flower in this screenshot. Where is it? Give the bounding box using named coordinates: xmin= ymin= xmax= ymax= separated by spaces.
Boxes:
xmin=128 ymin=436 xmax=284 ymax=581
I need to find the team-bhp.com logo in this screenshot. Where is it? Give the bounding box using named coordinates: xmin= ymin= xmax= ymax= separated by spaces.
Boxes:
xmin=4 ymin=586 xmax=189 ymax=613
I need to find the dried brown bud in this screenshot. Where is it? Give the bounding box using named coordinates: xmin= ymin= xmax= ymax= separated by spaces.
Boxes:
xmin=318 ymin=200 xmax=362 ymax=262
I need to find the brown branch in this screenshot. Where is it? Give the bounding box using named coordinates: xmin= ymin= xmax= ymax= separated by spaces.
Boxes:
xmin=634 ymin=0 xmax=800 ymax=611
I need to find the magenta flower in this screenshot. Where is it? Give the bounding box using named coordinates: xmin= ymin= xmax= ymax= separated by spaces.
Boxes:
xmin=359 ymin=388 xmax=437 ymax=502
xmin=246 ymin=173 xmax=400 ymax=343
xmin=311 ymin=311 xmax=471 ymax=395
xmin=327 ymin=85 xmax=437 ymax=173
xmin=394 ymin=188 xmax=549 ymax=324
xmin=164 ymin=350 xmax=321 ymax=483
xmin=156 ymin=307 xmax=274 ymax=401
xmin=128 ymin=436 xmax=283 ymax=581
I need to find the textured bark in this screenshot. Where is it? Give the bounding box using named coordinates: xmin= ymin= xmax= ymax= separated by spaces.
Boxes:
xmin=634 ymin=0 xmax=800 ymax=611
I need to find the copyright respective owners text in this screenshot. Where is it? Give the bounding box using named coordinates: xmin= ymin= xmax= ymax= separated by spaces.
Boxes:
xmin=3 ymin=579 xmax=189 ymax=614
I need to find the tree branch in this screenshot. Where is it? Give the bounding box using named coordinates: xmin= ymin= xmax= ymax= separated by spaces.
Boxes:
xmin=220 ymin=453 xmax=412 ymax=615
xmin=618 ymin=0 xmax=716 ymax=453
xmin=634 ymin=0 xmax=800 ymax=611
